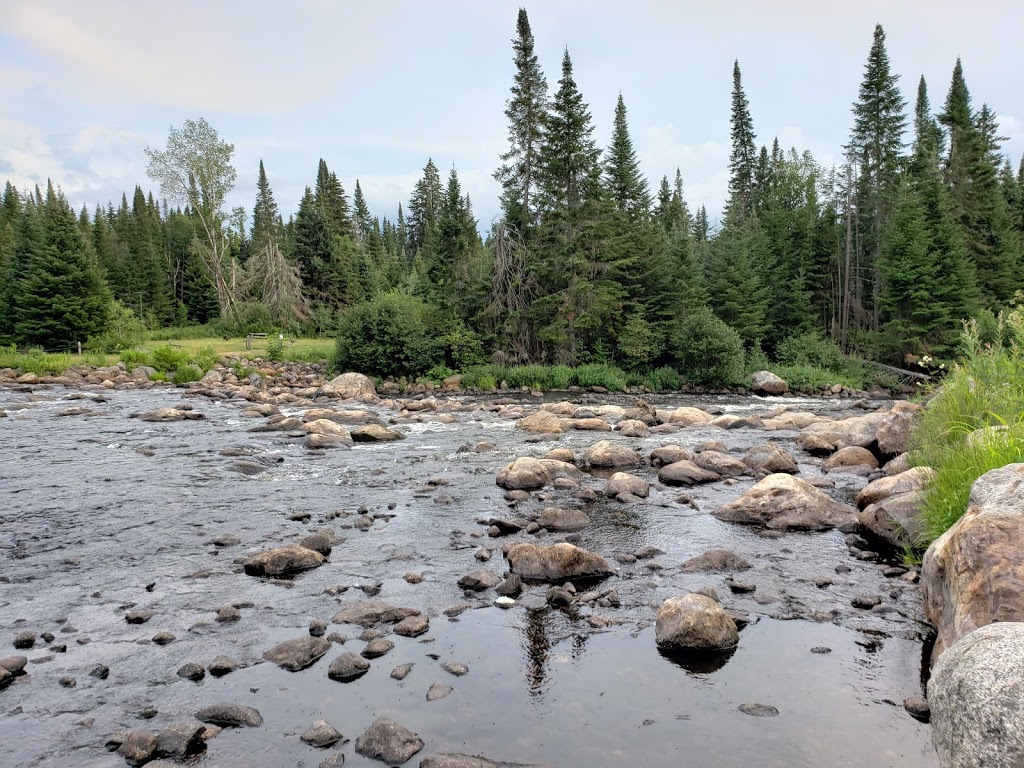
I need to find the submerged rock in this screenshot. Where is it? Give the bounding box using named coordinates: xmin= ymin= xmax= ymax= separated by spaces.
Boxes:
xmin=262 ymin=637 xmax=331 ymax=671
xmin=194 ymin=704 xmax=263 ymax=728
xmin=354 ymin=717 xmax=424 ymax=764
xmin=680 ymin=549 xmax=752 ymax=573
xmin=420 ymin=756 xmax=552 ymax=768
xmin=327 ymin=652 xmax=370 ymax=682
xmin=331 ymin=602 xmax=421 ymax=626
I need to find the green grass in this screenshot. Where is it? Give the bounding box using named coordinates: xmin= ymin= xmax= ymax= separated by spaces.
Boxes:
xmin=772 ymin=363 xmax=866 ymax=392
xmin=0 ymin=345 xmax=117 ymax=375
xmin=459 ymin=363 xmax=630 ymax=392
xmin=910 ymin=310 xmax=1024 ymax=543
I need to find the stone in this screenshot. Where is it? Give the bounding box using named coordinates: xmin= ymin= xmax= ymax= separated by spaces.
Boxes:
xmin=327 ymin=652 xmax=370 ymax=682
xmin=604 ymin=472 xmax=649 ymax=498
xmin=441 ymin=661 xmax=469 ymax=676
xmin=212 ymin=533 xmax=240 ymax=547
xmin=301 ymin=532 xmax=336 ymax=557
xmin=243 ymin=544 xmax=325 ymax=577
xmin=194 ymin=704 xmax=263 ymax=728
xmin=824 ymin=446 xmax=879 ymax=472
xmin=152 ymin=631 xmax=175 ymax=645
xmin=506 ymin=542 xmax=614 ymax=582
xmin=857 ymin=491 xmax=926 ymax=549
xmin=351 ymin=424 xmax=405 ymax=442
xmin=876 ymin=401 xmax=922 ymax=455
xmin=155 ymin=721 xmax=207 ymax=759
xmin=537 ymin=459 xmax=586 ymax=484
xmin=306 ymin=434 xmax=352 ymax=450
xmin=302 ymin=720 xmax=343 ymax=747
xmin=617 ymin=419 xmax=650 ymax=438
xmin=117 ymin=730 xmax=158 ymax=765
xmin=762 ymin=411 xmax=823 ymax=431
xmin=648 ymin=445 xmax=694 ymax=467
xmin=546 ymin=586 xmax=574 ymax=607
xmin=208 ymin=655 xmax=239 ymax=677
xmin=458 ymin=570 xmax=501 ymax=591
xmin=543 ymin=448 xmax=575 ymax=463
xmin=738 ymin=703 xmax=780 ymax=717
xmin=137 ymin=408 xmax=186 ymax=422
xmin=0 ymin=656 xmax=27 ymax=674
xmin=903 ymin=696 xmax=930 ymax=723
xmin=391 ymin=663 xmax=414 ymax=680
xmin=726 ymin=579 xmax=756 ymax=594
xmin=310 ymin=618 xmax=328 ymax=636
xmin=495 ymin=574 xmax=522 ymax=597
xmin=394 ymin=614 xmax=430 ymax=637
xmin=537 ymin=507 xmax=591 ymax=531
xmin=319 ymin=753 xmax=346 ymax=768
xmin=799 ymin=411 xmax=887 ymax=451
xmin=362 ymin=637 xmax=394 ymax=658
xmin=332 ymin=602 xmax=421 ymax=626
xmin=125 ymin=609 xmax=153 ymax=624
xmin=13 ymin=631 xmax=35 ymax=649
xmin=354 ymin=717 xmax=424 ymax=764
xmin=922 ymin=464 xmax=1024 ymax=662
xmin=324 ymin=372 xmax=377 ymax=399
xmin=580 ymin=440 xmax=641 ymax=468
xmin=216 ymin=606 xmax=241 ymax=622
xmin=89 ymin=663 xmax=109 ymax=679
xmin=426 ymin=681 xmax=454 ymax=701
xmin=930 ymin=622 xmax=1024 ymax=767
xmin=515 ymin=411 xmax=566 ymax=434
xmin=495 ymin=457 xmax=549 ymax=491
xmin=742 ymin=444 xmax=798 ymax=474
xmin=667 ymin=407 xmax=713 ymax=426
xmin=693 ymin=450 xmax=748 ymax=478
xmin=571 ymin=417 xmax=612 ymax=431
xmin=857 ymin=467 xmax=935 ymax=508
xmin=851 ymin=595 xmax=881 ymax=609
xmin=655 ymin=594 xmax=739 ymax=651
xmin=657 ymin=460 xmax=720 ymax=486
xmin=713 ymin=474 xmax=857 ymax=531
xmin=176 ymin=663 xmax=205 ymax=681
xmin=302 ymin=419 xmax=354 ymax=443
xmin=262 ymin=636 xmax=331 ymax=671
xmin=751 ymin=370 xmax=789 ymax=396
xmin=680 ymin=549 xmax=752 ymax=573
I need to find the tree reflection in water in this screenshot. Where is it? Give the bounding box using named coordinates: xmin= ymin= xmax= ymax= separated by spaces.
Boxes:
xmin=522 ymin=605 xmax=591 ymax=696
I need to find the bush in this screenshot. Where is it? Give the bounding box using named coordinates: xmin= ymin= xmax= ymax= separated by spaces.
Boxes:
xmin=668 ymin=309 xmax=745 ymax=387
xmin=0 ymin=345 xmax=72 ymax=375
xmin=193 ymin=344 xmax=220 ymax=372
xmin=777 ymin=331 xmax=846 ymax=372
xmin=443 ymin=327 xmax=486 ymax=370
xmin=209 ymin=302 xmax=277 ymax=337
xmin=119 ymin=348 xmax=153 ymax=371
xmin=645 ymin=366 xmax=681 ymax=392
xmin=333 ymin=292 xmax=446 ymax=379
xmin=265 ymin=336 xmax=285 ymax=362
xmin=150 ymin=345 xmax=191 ymax=373
xmin=617 ymin=311 xmax=664 ymax=370
xmin=572 ymin=363 xmax=628 ymax=391
xmin=88 ymin=301 xmax=147 ymax=353
xmin=772 ymin=364 xmax=863 ymax=392
xmin=173 ymin=364 xmax=203 ymax=385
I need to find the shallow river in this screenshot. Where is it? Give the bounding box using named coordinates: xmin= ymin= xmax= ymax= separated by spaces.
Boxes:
xmin=0 ymin=386 xmax=935 ymax=767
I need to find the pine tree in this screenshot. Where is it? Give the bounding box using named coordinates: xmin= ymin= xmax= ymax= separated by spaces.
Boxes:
xmin=704 ymin=217 xmax=766 ymax=343
xmin=314 ymin=159 xmax=351 ymax=238
xmin=292 ymin=187 xmax=334 ymax=304
xmin=604 ymin=93 xmax=650 ymax=219
xmin=251 ymin=159 xmax=282 ymax=255
xmin=495 ymin=8 xmax=549 ymax=231
xmin=352 ymin=180 xmax=372 ymax=245
xmin=911 ymin=76 xmax=944 ymax=173
xmin=727 ymin=60 xmax=758 ymax=220
xmin=407 ymin=158 xmax=443 ymax=260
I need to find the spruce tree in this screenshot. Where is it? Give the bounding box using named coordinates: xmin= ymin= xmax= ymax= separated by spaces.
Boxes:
xmin=292 ymin=187 xmax=334 ymax=304
xmin=495 ymin=7 xmax=549 ymax=231
xmin=604 ymin=93 xmax=650 ymax=220
xmin=727 ymin=60 xmax=757 ymax=220
xmin=407 ymin=159 xmax=443 ymax=260
xmin=352 ymin=180 xmax=372 ymax=245
xmin=314 ymin=159 xmax=351 ymax=238
xmin=251 ymin=159 xmax=282 ymax=255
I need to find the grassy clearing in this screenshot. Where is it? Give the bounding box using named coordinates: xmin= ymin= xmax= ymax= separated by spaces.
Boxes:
xmin=142 ymin=335 xmax=333 ymax=361
xmin=911 ymin=308 xmax=1024 ymax=543
xmin=0 ymin=345 xmax=117 ymax=374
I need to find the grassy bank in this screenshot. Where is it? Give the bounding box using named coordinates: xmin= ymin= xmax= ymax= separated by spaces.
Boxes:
xmin=910 ymin=310 xmax=1024 ymax=542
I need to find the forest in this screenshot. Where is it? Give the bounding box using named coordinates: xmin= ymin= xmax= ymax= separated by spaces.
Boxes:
xmin=0 ymin=10 xmax=1021 ymax=387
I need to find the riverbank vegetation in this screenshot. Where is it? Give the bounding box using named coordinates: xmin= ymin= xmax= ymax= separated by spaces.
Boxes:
xmin=0 ymin=13 xmax=1021 ymax=393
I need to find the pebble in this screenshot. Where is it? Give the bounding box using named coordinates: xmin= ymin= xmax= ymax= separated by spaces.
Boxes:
xmin=441 ymin=661 xmax=468 ymax=677
xmin=390 ymin=663 xmax=414 ymax=680
xmin=176 ymin=663 xmax=205 ymax=681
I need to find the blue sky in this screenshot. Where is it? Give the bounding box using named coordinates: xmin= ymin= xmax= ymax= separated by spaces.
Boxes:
xmin=1 ymin=0 xmax=1022 ymax=230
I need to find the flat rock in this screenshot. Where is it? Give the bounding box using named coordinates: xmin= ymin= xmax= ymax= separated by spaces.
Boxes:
xmin=713 ymin=473 xmax=857 ymax=531
xmin=657 ymin=460 xmax=720 ymax=486
xmin=243 ymin=544 xmax=325 ymax=577
xmin=680 ymin=549 xmax=752 ymax=573
xmin=327 ymin=652 xmax=370 ymax=682
xmin=738 ymin=703 xmax=780 ymax=717
xmin=694 ymin=450 xmax=748 ymax=478
xmin=420 ymin=756 xmax=553 ymax=768
xmin=262 ymin=636 xmax=331 ymax=671
xmin=332 ymin=602 xmax=421 ymax=626
xmin=155 ymin=721 xmax=207 ymax=759
xmin=536 ymin=507 xmax=591 ymax=531
xmin=194 ymin=704 xmax=263 ymax=728
xmin=441 ymin=661 xmax=469 ymax=676
xmin=394 ymin=614 xmax=430 ymax=637
xmin=495 ymin=457 xmax=549 ymax=491
xmin=505 ymin=542 xmax=614 ymax=583
xmin=857 ymin=466 xmax=935 ymax=508
xmin=351 ymin=424 xmax=405 ymax=442
xmin=426 ymin=682 xmax=454 ymax=701
xmin=515 ymin=411 xmax=566 ymax=434
xmin=458 ymin=570 xmax=501 ymax=591
xmin=391 ymin=663 xmax=414 ymax=680
xmin=354 ymin=717 xmax=424 ymax=764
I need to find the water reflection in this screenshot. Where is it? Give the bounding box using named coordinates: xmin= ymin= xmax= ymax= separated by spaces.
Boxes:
xmin=522 ymin=606 xmax=592 ymax=696
xmin=657 ymin=646 xmax=736 ymax=674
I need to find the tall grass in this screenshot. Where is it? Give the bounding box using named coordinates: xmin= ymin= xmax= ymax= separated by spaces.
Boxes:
xmin=0 ymin=346 xmax=72 ymax=375
xmin=460 ymin=363 xmax=630 ymax=392
xmin=911 ymin=305 xmax=1024 ymax=542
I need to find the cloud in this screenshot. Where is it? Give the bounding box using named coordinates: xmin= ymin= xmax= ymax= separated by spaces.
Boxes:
xmin=639 ymin=123 xmax=730 ymax=216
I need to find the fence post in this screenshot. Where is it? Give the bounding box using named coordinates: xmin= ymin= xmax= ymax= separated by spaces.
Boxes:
xmin=77 ymin=341 xmax=82 ymax=356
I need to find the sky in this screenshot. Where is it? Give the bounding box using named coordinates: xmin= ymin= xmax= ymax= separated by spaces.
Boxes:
xmin=1 ymin=0 xmax=1022 ymax=231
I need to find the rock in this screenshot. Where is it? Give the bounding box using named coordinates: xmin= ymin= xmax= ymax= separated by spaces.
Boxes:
xmin=544 ymin=448 xmax=575 ymax=463
xmin=680 ymin=549 xmax=752 ymax=573
xmin=515 ymin=411 xmax=566 ymax=434
xmin=713 ymin=473 xmax=857 ymax=531
xmin=810 ymin=647 xmax=832 ymax=654
xmin=615 ymin=419 xmax=649 ymax=438
xmin=883 ymin=453 xmax=912 ymax=475
xmin=742 ymin=444 xmax=798 ymax=474
xmin=762 ymin=411 xmax=823 ymax=431
xmin=799 ymin=433 xmax=837 ymax=456
xmin=546 ymin=586 xmax=574 ymax=607
xmin=823 ymin=446 xmax=878 ymax=473
xmin=319 ymin=753 xmax=346 ymax=768
xmin=458 ymin=570 xmax=501 ymax=591
xmin=667 ymin=407 xmax=713 ymax=426
xmin=332 ymin=602 xmax=421 ymax=626
xmin=327 ymin=652 xmax=370 ymax=682
xmin=355 ymin=717 xmax=424 ymax=764
xmin=391 ymin=663 xmax=414 ymax=680
xmin=262 ymin=636 xmax=331 ymax=671
xmin=876 ymin=401 xmax=921 ymax=455
xmin=59 ymin=675 xmax=76 ymax=687
xmin=351 ymin=424 xmax=405 ymax=442
xmin=216 ymin=606 xmax=241 ymax=622
xmin=137 ymin=408 xmax=186 ymax=422
xmin=125 ymin=609 xmax=153 ymax=624
xmin=726 ymin=579 xmax=756 ymax=594
xmin=857 ymin=467 xmax=935 ymax=508
xmin=506 ymin=542 xmax=614 ymax=583
xmin=537 ymin=459 xmax=586 ymax=484
xmin=655 ymin=594 xmax=739 ymax=651
xmin=634 ymin=545 xmax=664 ymax=559
xmin=799 ymin=412 xmax=887 ymax=451
xmin=657 ymin=460 xmax=720 ymax=486
xmin=694 ymin=450 xmax=748 ymax=478
xmin=930 ymin=622 xmax=1024 ymax=767
xmin=176 ymin=663 xmax=205 ymax=681
xmin=13 ymin=631 xmax=35 ymax=649
xmin=922 ymin=464 xmax=1024 ymax=662
xmin=580 ymin=440 xmax=641 ymax=468
xmin=302 ymin=720 xmax=343 ymax=747
xmin=751 ymin=370 xmax=789 ymax=396
xmin=208 ymin=655 xmax=239 ymax=677
xmin=571 ymin=417 xmax=612 ymax=431
xmin=89 ymin=663 xmax=109 ymax=679
xmin=648 ymin=445 xmax=695 ymax=467
xmin=306 ymin=434 xmax=352 ymax=450
xmin=212 ymin=533 xmax=240 ymax=547
xmin=474 ymin=547 xmax=492 ymax=562
xmin=537 ymin=507 xmax=591 ymax=531
xmin=852 ymin=595 xmax=881 ymax=609
xmin=441 ymin=661 xmax=469 ymax=677
xmin=362 ymin=637 xmax=395 ymax=658
xmin=243 ymin=544 xmax=325 ymax=577
xmin=302 ymin=419 xmax=354 ymax=442
xmin=195 ymin=704 xmax=263 ymax=728
xmin=903 ymin=696 xmax=930 ymax=723
xmin=394 ymin=614 xmax=430 ymax=637
xmin=0 ymin=656 xmax=27 ymax=674
xmin=426 ymin=682 xmax=454 ymax=701
xmin=738 ymin=703 xmax=780 ymax=717
xmin=495 ymin=574 xmax=522 ymax=596
xmin=857 ymin=491 xmax=926 ymax=549
xmin=117 ymin=730 xmax=158 ymax=765
xmin=152 ymin=631 xmax=175 ymax=645
xmin=495 ymin=457 xmax=550 ymax=491
xmin=325 ymin=372 xmax=377 ymax=399
xmin=419 ymin=756 xmax=552 ymax=768
xmin=155 ymin=721 xmax=207 ymax=759
xmin=309 ymin=618 xmax=329 ymax=637
xmin=604 ymin=472 xmax=649 ymax=498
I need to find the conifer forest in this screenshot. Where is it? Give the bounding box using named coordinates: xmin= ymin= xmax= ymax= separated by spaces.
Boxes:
xmin=1 ymin=12 xmax=1022 ymax=384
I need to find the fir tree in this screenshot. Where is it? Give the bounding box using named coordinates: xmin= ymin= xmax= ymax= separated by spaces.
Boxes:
xmin=251 ymin=159 xmax=282 ymax=255
xmin=604 ymin=93 xmax=650 ymax=220
xmin=352 ymin=180 xmax=372 ymax=245
xmin=407 ymin=158 xmax=443 ymax=259
xmin=314 ymin=159 xmax=351 ymax=238
xmin=292 ymin=187 xmax=334 ymax=304
xmin=727 ymin=60 xmax=758 ymax=219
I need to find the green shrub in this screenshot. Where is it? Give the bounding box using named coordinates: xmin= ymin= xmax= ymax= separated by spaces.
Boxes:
xmin=333 ymin=292 xmax=446 ymax=379
xmin=147 ymin=324 xmax=219 ymax=341
xmin=668 ymin=309 xmax=746 ymax=387
xmin=193 ymin=344 xmax=220 ymax=372
xmin=265 ymin=336 xmax=285 ymax=362
xmin=0 ymin=346 xmax=72 ymax=375
xmin=645 ymin=366 xmax=681 ymax=392
xmin=120 ymin=348 xmax=154 ymax=371
xmin=617 ymin=311 xmax=664 ymax=370
xmin=210 ymin=302 xmax=277 ymax=337
xmin=572 ymin=363 xmax=628 ymax=391
xmin=443 ymin=327 xmax=486 ymax=370
xmin=476 ymin=374 xmax=497 ymax=391
xmin=426 ymin=364 xmax=456 ymax=382
xmin=772 ymin=364 xmax=863 ymax=392
xmin=150 ymin=345 xmax=191 ymax=373
xmin=173 ymin=364 xmax=203 ymax=385
xmin=88 ymin=301 xmax=147 ymax=353
xmin=777 ymin=331 xmax=846 ymax=372
xmin=745 ymin=339 xmax=771 ymax=373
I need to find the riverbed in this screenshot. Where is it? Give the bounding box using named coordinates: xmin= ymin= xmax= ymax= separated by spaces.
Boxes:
xmin=0 ymin=385 xmax=935 ymax=767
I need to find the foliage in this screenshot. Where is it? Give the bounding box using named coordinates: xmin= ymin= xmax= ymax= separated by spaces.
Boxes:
xmin=644 ymin=365 xmax=681 ymax=392
xmin=87 ymin=301 xmax=147 ymax=353
xmin=0 ymin=345 xmax=72 ymax=375
xmin=149 ymin=344 xmax=192 ymax=373
xmin=172 ymin=364 xmax=203 ymax=385
xmin=772 ymin=364 xmax=864 ymax=392
xmin=667 ymin=308 xmax=746 ymax=387
xmin=777 ymin=331 xmax=848 ymax=371
xmin=265 ymin=335 xmax=285 ymax=362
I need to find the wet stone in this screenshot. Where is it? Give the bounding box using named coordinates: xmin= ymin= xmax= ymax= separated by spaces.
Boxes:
xmin=262 ymin=636 xmax=331 ymax=671
xmin=391 ymin=663 xmax=414 ymax=680
xmin=88 ymin=663 xmax=109 ymax=679
xmin=738 ymin=703 xmax=780 ymax=717
xmin=361 ymin=637 xmax=395 ymax=659
xmin=216 ymin=606 xmax=241 ymax=622
xmin=354 ymin=717 xmax=424 ymax=764
xmin=152 ymin=631 xmax=175 ymax=645
xmin=726 ymin=579 xmax=757 ymax=594
xmin=360 ymin=628 xmax=384 ymax=641
xmin=811 ymin=647 xmax=832 ymax=654
xmin=177 ymin=663 xmax=205 ymax=681
xmin=427 ymin=681 xmax=454 ymax=701
xmin=155 ymin=721 xmax=207 ymax=759
xmin=441 ymin=661 xmax=469 ymax=677
xmin=208 ymin=655 xmax=239 ymax=677
xmin=117 ymin=729 xmax=158 ymax=765
xmin=310 ymin=618 xmax=328 ymax=637
xmin=59 ymin=675 xmax=76 ymax=687
xmin=458 ymin=570 xmax=501 ymax=591
xmin=301 ymin=719 xmax=343 ymax=748
xmin=319 ymin=753 xmax=346 ymax=767
xmin=328 ymin=652 xmax=370 ymax=682
xmin=404 ymin=572 xmax=424 ymax=584
xmin=125 ymin=610 xmax=153 ymax=624
xmin=195 ymin=704 xmax=263 ymax=728
xmin=903 ymin=696 xmax=930 ymax=723
xmin=394 ymin=614 xmax=430 ymax=638
xmin=852 ymin=595 xmax=882 ymax=609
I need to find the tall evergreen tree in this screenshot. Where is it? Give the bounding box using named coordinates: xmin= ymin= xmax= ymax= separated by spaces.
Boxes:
xmin=251 ymin=159 xmax=282 ymax=255
xmin=291 ymin=187 xmax=334 ymax=304
xmin=604 ymin=94 xmax=650 ymax=220
xmin=352 ymin=180 xmax=372 ymax=245
xmin=407 ymin=158 xmax=443 ymax=259
xmin=727 ymin=60 xmax=758 ymax=219
xmin=314 ymin=159 xmax=351 ymax=238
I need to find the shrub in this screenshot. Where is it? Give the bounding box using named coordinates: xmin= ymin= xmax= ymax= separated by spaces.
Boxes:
xmin=88 ymin=301 xmax=147 ymax=353
xmin=426 ymin=364 xmax=456 ymax=382
xmin=193 ymin=344 xmax=220 ymax=372
xmin=265 ymin=336 xmax=285 ymax=362
xmin=645 ymin=366 xmax=681 ymax=392
xmin=476 ymin=374 xmax=497 ymax=391
xmin=119 ymin=348 xmax=154 ymax=371
xmin=572 ymin=363 xmax=628 ymax=391
xmin=668 ymin=309 xmax=745 ymax=387
xmin=150 ymin=345 xmax=191 ymax=374
xmin=745 ymin=339 xmax=771 ymax=373
xmin=0 ymin=346 xmax=72 ymax=375
xmin=333 ymin=292 xmax=446 ymax=379
xmin=617 ymin=311 xmax=664 ymax=370
xmin=776 ymin=331 xmax=846 ymax=372
xmin=173 ymin=364 xmax=203 ymax=385
xmin=210 ymin=302 xmax=277 ymax=337
xmin=443 ymin=327 xmax=486 ymax=370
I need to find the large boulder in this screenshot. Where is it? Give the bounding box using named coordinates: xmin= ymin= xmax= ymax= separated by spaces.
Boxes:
xmin=799 ymin=412 xmax=887 ymax=451
xmin=930 ymin=622 xmax=1024 ymax=768
xmin=537 ymin=459 xmax=586 ymax=485
xmin=505 ymin=542 xmax=614 ymax=583
xmin=515 ymin=411 xmax=566 ymax=434
xmin=537 ymin=507 xmax=592 ymax=531
xmin=355 ymin=717 xmax=424 ymax=765
xmin=604 ymin=472 xmax=649 ymax=498
xmin=655 ymin=594 xmax=739 ymax=651
xmin=496 ymin=458 xmax=549 ymax=490
xmin=648 ymin=445 xmax=695 ymax=467
xmin=657 ymin=460 xmax=720 ymax=486
xmin=243 ymin=545 xmax=324 ymax=577
xmin=580 ymin=440 xmax=641 ymax=468
xmin=350 ymin=424 xmax=405 ymax=442
xmin=922 ymin=464 xmax=1024 ymax=662
xmin=713 ymin=473 xmax=857 ymax=531
xmin=824 ymin=446 xmax=879 ymax=472
xmin=667 ymin=407 xmax=713 ymax=426
xmin=301 ymin=419 xmax=354 ymax=443
xmin=693 ymin=450 xmax=747 ymax=478
xmin=742 ymin=444 xmax=798 ymax=474
xmin=876 ymin=401 xmax=922 ymax=456
xmin=750 ymin=370 xmax=789 ymax=396
xmin=324 ymin=372 xmax=377 ymax=400
xmin=856 ymin=466 xmax=935 ymax=508
xmin=857 ymin=491 xmax=926 ymax=549
xmin=762 ymin=411 xmax=823 ymax=431
xmin=617 ymin=419 xmax=650 ymax=438
xmin=262 ymin=637 xmax=331 ymax=671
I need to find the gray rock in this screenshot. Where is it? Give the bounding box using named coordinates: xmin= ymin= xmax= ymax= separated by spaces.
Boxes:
xmin=176 ymin=662 xmax=205 ymax=681
xmin=536 ymin=507 xmax=591 ymax=531
xmin=300 ymin=531 xmax=335 ymax=556
xmin=394 ymin=614 xmax=430 ymax=637
xmin=441 ymin=661 xmax=469 ymax=677
xmin=117 ymin=730 xmax=158 ymax=765
xmin=212 ymin=533 xmax=240 ymax=547
xmin=216 ymin=606 xmax=241 ymax=622
xmin=351 ymin=424 xmax=405 ymax=442
xmin=89 ymin=663 xmax=109 ymax=679
xmin=13 ymin=631 xmax=35 ymax=649
xmin=152 ymin=631 xmax=175 ymax=645
xmin=694 ymin=450 xmax=748 ymax=478
xmin=655 ymin=594 xmax=738 ymax=651
xmin=426 ymin=681 xmax=454 ymax=701
xmin=155 ymin=721 xmax=207 ymax=759
xmin=742 ymin=443 xmax=799 ymax=474
xmin=657 ymin=460 xmax=720 ymax=486
xmin=851 ymin=595 xmax=881 ymax=609
xmin=310 ymin=618 xmax=328 ymax=637
xmin=390 ymin=663 xmax=414 ymax=680
xmin=903 ymin=696 xmax=930 ymax=723
xmin=327 ymin=652 xmax=370 ymax=682
xmin=0 ymin=656 xmax=27 ymax=674
xmin=319 ymin=753 xmax=346 ymax=767
xmin=262 ymin=636 xmax=331 ymax=671
xmin=713 ymin=474 xmax=857 ymax=531
xmin=419 ymin=755 xmax=552 ymax=768
xmin=354 ymin=717 xmax=424 ymax=764
xmin=458 ymin=570 xmax=502 ymax=591
xmin=194 ymin=703 xmax=263 ymax=728
xmin=302 ymin=720 xmax=343 ymax=747
xmin=208 ymin=655 xmax=239 ymax=677
xmin=680 ymin=549 xmax=752 ymax=573
xmin=332 ymin=602 xmax=421 ymax=626
xmin=751 ymin=370 xmax=788 ymax=396
xmin=361 ymin=637 xmax=394 ymax=659
xmin=243 ymin=544 xmax=325 ymax=577
xmin=505 ymin=542 xmax=614 ymax=583
xmin=738 ymin=703 xmax=780 ymax=717
xmin=495 ymin=574 xmax=523 ymax=597
xmin=125 ymin=610 xmax=153 ymax=624
xmin=604 ymin=472 xmax=649 ymax=498
xmin=495 ymin=457 xmax=550 ymax=490
xmin=580 ymin=440 xmax=641 ymax=468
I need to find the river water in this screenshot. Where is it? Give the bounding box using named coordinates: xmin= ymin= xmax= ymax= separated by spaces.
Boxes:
xmin=0 ymin=386 xmax=935 ymax=767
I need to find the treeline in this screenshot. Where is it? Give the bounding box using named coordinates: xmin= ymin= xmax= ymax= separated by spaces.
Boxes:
xmin=0 ymin=11 xmax=1021 ymax=375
